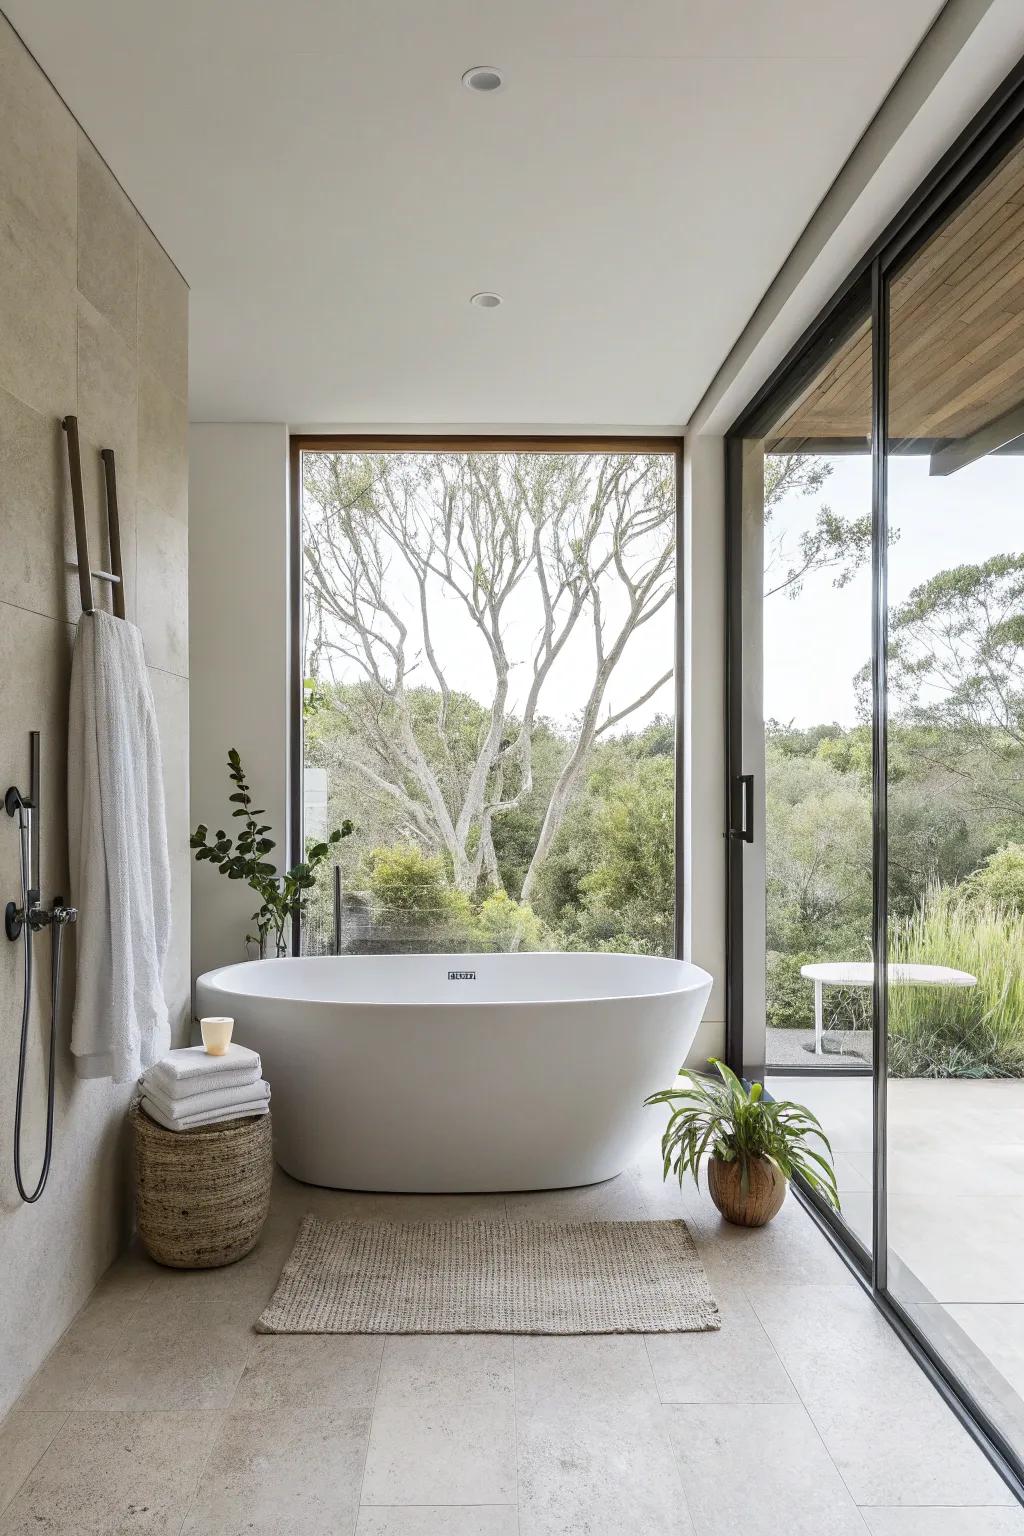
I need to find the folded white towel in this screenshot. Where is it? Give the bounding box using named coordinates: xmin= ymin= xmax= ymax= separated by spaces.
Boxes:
xmin=141 ymin=1077 xmax=270 ymax=1121
xmin=144 ymin=1044 xmax=261 ymax=1099
xmin=140 ymin=1096 xmax=270 ymax=1133
xmin=68 ymin=612 xmax=171 ymax=1082
xmin=144 ymin=1061 xmax=261 ymax=1101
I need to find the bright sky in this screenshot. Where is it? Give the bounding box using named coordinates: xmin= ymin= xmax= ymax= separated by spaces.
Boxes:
xmin=304 ymin=450 xmax=1022 ymax=739
xmin=305 ymin=456 xmax=677 ymax=737
xmin=764 ymin=451 xmax=1024 ymax=728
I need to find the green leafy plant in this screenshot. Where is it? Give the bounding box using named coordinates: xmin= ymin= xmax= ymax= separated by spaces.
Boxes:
xmin=192 ymin=748 xmax=353 ymax=958
xmin=888 ymin=884 xmax=1024 ymax=1077
xmin=645 ymin=1058 xmax=840 ymax=1208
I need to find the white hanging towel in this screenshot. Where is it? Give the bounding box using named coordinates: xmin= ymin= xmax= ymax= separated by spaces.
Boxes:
xmin=68 ymin=611 xmax=171 ymax=1082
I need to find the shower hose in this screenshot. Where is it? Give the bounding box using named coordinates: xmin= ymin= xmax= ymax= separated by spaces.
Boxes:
xmin=12 ymin=820 xmax=64 ymax=1205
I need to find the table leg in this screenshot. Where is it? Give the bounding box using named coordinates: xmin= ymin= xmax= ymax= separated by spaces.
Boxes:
xmin=814 ymin=980 xmax=824 ymax=1055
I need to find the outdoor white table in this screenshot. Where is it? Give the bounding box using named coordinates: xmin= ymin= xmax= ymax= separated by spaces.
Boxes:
xmin=800 ymin=962 xmax=977 ymax=1056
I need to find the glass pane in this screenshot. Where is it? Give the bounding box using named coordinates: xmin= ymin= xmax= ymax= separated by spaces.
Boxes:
xmin=756 ymin=307 xmax=875 ymax=1250
xmin=298 ymin=449 xmax=677 ymax=956
xmin=886 ymin=134 xmax=1024 ymax=1452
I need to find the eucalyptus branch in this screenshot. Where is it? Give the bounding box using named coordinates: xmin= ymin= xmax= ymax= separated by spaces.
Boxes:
xmin=192 ymin=748 xmax=353 ymax=957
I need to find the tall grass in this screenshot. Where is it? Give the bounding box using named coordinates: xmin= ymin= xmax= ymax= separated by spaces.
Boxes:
xmin=888 ymin=886 xmax=1024 ymax=1077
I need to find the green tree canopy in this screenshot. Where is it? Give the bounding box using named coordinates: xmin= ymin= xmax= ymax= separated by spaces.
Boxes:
xmin=857 ymin=553 xmax=1024 ymax=820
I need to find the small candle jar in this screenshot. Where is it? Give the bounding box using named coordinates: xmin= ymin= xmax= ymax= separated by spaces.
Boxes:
xmin=200 ymin=1016 xmax=234 ymax=1056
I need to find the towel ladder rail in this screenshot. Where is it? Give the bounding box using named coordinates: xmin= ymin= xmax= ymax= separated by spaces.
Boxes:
xmin=61 ymin=415 xmax=126 ymax=619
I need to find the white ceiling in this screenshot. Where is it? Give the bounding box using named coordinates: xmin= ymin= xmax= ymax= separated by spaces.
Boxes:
xmin=7 ymin=0 xmax=945 ymax=428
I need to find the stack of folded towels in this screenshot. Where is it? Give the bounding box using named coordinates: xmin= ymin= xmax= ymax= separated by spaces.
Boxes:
xmin=137 ymin=1044 xmax=270 ymax=1132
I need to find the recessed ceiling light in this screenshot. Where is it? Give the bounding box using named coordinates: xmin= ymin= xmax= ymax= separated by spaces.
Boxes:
xmin=470 ymin=291 xmax=502 ymax=308
xmin=462 ymin=65 xmax=504 ymax=93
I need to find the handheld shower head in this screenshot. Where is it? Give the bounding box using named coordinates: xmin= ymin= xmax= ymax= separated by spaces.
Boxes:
xmin=28 ymin=730 xmax=39 ymax=901
xmin=5 ymin=731 xmax=39 ymax=902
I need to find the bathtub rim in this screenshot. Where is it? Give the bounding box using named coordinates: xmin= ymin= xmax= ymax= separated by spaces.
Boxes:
xmin=196 ymin=952 xmax=714 ymax=1012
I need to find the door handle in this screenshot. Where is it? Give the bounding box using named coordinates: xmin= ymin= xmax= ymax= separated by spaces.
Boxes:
xmin=730 ymin=774 xmax=754 ymax=843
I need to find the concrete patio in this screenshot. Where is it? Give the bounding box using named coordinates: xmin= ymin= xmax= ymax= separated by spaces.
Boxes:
xmin=770 ymin=1073 xmax=1024 ymax=1451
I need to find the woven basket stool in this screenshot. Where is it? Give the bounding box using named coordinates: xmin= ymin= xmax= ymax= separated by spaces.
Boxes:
xmin=129 ymin=1102 xmax=273 ymax=1269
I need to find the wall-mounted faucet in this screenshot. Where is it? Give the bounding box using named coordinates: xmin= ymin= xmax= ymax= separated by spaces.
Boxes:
xmin=6 ymin=731 xmax=77 ymax=1203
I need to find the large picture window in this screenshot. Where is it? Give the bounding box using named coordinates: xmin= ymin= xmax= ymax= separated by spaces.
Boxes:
xmin=293 ymin=444 xmax=679 ymax=957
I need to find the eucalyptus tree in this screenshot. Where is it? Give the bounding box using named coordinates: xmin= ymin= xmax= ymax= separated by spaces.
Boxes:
xmin=302 ymin=450 xmax=675 ymax=897
xmin=871 ymin=553 xmax=1024 ymax=823
xmin=763 ymin=452 xmax=875 ymax=600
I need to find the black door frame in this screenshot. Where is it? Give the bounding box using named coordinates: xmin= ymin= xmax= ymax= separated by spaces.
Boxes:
xmin=724 ymin=53 xmax=1024 ymax=1500
xmin=288 ymin=435 xmax=684 ymax=958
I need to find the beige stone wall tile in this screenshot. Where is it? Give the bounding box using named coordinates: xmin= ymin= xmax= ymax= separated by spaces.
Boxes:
xmin=76 ymin=134 xmax=137 ymax=349
xmin=0 ymin=214 xmax=76 ymax=418
xmin=138 ymin=368 xmax=188 ymax=522
xmin=0 ymin=16 xmax=76 ymax=286
xmin=139 ymin=223 xmax=187 ymax=401
xmin=136 ymin=495 xmax=188 ymax=676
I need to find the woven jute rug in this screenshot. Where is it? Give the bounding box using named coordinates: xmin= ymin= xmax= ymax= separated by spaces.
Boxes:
xmin=256 ymin=1216 xmax=720 ymax=1335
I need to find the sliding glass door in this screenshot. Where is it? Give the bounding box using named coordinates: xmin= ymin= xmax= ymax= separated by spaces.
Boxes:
xmin=727 ymin=73 xmax=1024 ymax=1481
xmin=883 ymin=128 xmax=1024 ymax=1460
xmin=728 ymin=288 xmax=877 ymax=1260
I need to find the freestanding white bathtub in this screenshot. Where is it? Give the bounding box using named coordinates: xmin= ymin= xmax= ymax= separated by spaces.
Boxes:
xmin=195 ymin=953 xmax=712 ymax=1193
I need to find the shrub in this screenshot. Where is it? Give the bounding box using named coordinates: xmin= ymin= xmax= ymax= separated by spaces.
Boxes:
xmin=888 ymin=885 xmax=1024 ymax=1077
xmin=766 ymin=952 xmax=816 ymax=1030
xmin=535 ymin=748 xmax=675 ymax=956
xmin=472 ymin=890 xmax=547 ymax=953
xmin=358 ymin=846 xmax=550 ymax=954
xmin=961 ymin=843 xmax=1024 ymax=918
xmin=765 ymin=747 xmax=872 ymax=956
xmin=578 ymin=755 xmax=675 ymax=955
xmin=361 ymin=844 xmax=473 ymax=951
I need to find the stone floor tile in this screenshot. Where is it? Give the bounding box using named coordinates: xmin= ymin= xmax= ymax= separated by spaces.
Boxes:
xmin=666 ymin=1402 xmax=868 ymax=1535
xmin=750 ymin=1283 xmax=1013 ymax=1506
xmin=0 ymin=1410 xmax=214 ymax=1535
xmin=644 ymin=1280 xmax=798 ymax=1405
xmin=362 ymin=1337 xmax=514 ymax=1506
xmin=356 ymin=1511 xmax=518 ymax=1535
xmin=515 ymin=1335 xmax=693 ymax=1536
xmin=861 ymin=1510 xmax=1024 ymax=1535
xmin=0 ymin=1413 xmax=66 ymax=1517
xmin=182 ymin=1403 xmax=371 ymax=1535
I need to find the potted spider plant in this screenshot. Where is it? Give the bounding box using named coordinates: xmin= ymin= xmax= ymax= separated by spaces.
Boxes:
xmin=644 ymin=1059 xmax=839 ymax=1227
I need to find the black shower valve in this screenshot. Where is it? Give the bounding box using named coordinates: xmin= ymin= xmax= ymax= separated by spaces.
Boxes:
xmin=4 ymin=901 xmax=22 ymax=942
xmin=4 ymin=897 xmax=76 ymax=941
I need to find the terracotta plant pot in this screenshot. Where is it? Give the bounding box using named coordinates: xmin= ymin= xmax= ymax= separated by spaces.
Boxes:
xmin=707 ymin=1154 xmax=787 ymax=1227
